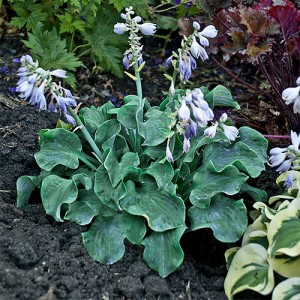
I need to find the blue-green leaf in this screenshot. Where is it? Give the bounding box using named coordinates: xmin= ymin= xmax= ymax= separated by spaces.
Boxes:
xmin=94 ymin=165 xmax=126 ymax=210
xmin=190 ymin=165 xmax=248 ymax=208
xmin=238 ymin=127 xmax=268 ymax=163
xmin=120 ymin=181 xmax=185 ymax=232
xmin=188 ymin=194 xmax=248 ymax=242
xmin=142 ymin=226 xmax=186 ymax=278
xmin=17 ymin=175 xmax=43 ymax=209
xmin=82 ymin=212 xmax=146 ymax=264
xmin=117 ymin=96 xmax=140 ymax=129
xmin=139 ymin=107 xmax=173 ymax=146
xmin=41 ymin=175 xmax=78 ymax=222
xmin=104 ymin=150 xmax=140 ymax=188
xmin=79 ymin=103 xmax=114 ymax=136
xmin=204 ymin=141 xmax=265 ymax=178
xmin=204 ymin=85 xmax=240 ymax=109
xmin=64 ymin=189 xmax=105 ymax=225
xmin=95 ymin=118 xmax=121 ymax=150
xmin=140 ymin=160 xmax=174 ymax=189
xmin=35 ymin=128 xmax=83 ymax=171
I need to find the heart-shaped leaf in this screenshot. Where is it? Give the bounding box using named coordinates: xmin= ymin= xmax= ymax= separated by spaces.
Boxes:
xmin=188 ymin=194 xmax=248 ymax=242
xmin=41 ymin=175 xmax=78 ymax=222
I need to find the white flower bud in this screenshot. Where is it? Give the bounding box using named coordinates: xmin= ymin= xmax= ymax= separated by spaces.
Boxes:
xmin=178 ymin=99 xmax=191 ymax=121
xmin=193 ymin=21 xmax=200 ymax=31
xmin=200 ymin=25 xmax=218 ymax=38
xmin=137 ymin=23 xmax=156 ymax=35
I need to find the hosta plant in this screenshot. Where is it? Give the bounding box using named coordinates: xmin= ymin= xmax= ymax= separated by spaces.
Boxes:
xmin=16 ymin=7 xmax=268 ymax=277
xmin=224 ymin=170 xmax=300 ymax=299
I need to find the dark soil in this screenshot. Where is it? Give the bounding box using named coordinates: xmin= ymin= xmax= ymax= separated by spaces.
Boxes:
xmin=0 ymin=34 xmax=281 ymax=300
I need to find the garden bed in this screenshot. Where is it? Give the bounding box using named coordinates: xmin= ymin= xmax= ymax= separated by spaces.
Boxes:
xmin=0 ymin=35 xmax=280 ymax=300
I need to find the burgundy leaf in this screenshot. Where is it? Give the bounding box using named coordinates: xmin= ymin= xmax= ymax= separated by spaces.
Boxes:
xmin=269 ymin=4 xmax=300 ymax=39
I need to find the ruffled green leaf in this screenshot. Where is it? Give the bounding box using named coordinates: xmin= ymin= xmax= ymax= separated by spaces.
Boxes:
xmin=139 ymin=107 xmax=173 ymax=146
xmin=238 ymin=126 xmax=268 ymax=163
xmin=82 ymin=212 xmax=146 ymax=264
xmin=142 ymin=226 xmax=186 ymax=278
xmin=35 ymin=128 xmax=83 ymax=171
xmin=79 ymin=103 xmax=114 ymax=136
xmin=64 ymin=189 xmax=105 ymax=225
xmin=95 ymin=119 xmax=121 ymax=150
xmin=188 ymin=194 xmax=248 ymax=242
xmin=104 ymin=150 xmax=140 ymax=188
xmin=41 ymin=175 xmax=78 ymax=222
xmin=120 ymin=181 xmax=185 ymax=232
xmin=17 ymin=174 xmax=43 ymax=209
xmin=117 ymin=96 xmax=140 ymax=129
xmin=190 ymin=164 xmax=248 ymax=208
xmin=94 ymin=165 xmax=126 ymax=210
xmin=204 ymin=85 xmax=240 ymax=109
xmin=204 ymin=141 xmax=265 ymax=178
xmin=140 ymin=160 xmax=174 ymax=189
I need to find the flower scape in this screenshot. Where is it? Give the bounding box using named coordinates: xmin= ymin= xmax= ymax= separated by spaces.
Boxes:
xmin=1 ymin=1 xmax=299 ymax=299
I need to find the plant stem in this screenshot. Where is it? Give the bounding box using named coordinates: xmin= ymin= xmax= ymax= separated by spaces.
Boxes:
xmin=67 ymin=107 xmax=103 ymax=162
xmin=134 ymin=60 xmax=143 ymax=153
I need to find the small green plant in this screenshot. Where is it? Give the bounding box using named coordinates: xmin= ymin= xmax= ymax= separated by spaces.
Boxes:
xmin=224 ymin=170 xmax=300 ymax=299
xmin=16 ymin=7 xmax=268 ymax=277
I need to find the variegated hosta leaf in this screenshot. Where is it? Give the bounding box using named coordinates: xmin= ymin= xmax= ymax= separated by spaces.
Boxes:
xmin=224 ymin=243 xmax=274 ymax=299
xmin=267 ymin=202 xmax=300 ymax=278
xmin=272 ymin=277 xmax=300 ymax=300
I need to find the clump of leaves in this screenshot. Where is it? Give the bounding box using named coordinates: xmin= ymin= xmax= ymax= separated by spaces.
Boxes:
xmin=210 ymin=0 xmax=300 ymax=130
xmin=224 ymin=170 xmax=300 ymax=299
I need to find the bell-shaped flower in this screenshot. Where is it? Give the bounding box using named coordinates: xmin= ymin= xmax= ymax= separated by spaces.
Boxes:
xmin=50 ymin=69 xmax=68 ymax=78
xmin=114 ymin=22 xmax=128 ymax=34
xmin=178 ymin=99 xmax=190 ymax=121
xmin=290 ymin=130 xmax=300 ymax=152
xmin=276 ymin=157 xmax=294 ymax=173
xmin=199 ymin=25 xmax=218 ymax=39
xmin=296 ymin=76 xmax=300 ymax=86
xmin=123 ymin=53 xmax=132 ymax=70
xmin=137 ymin=22 xmax=156 ymax=35
xmin=191 ymin=36 xmax=202 ymax=58
xmin=284 ymin=172 xmax=294 ymax=189
xmin=190 ymin=103 xmax=212 ymax=127
xmin=204 ymin=122 xmax=218 ymax=138
xmin=183 ymin=135 xmax=191 ymax=153
xmin=166 ymin=140 xmax=174 ymax=162
xmin=185 ymin=120 xmax=198 ymax=139
xmin=282 ymin=85 xmax=300 ymax=113
xmin=221 ymin=123 xmax=239 ymax=141
xmin=198 ymin=33 xmax=210 ymax=47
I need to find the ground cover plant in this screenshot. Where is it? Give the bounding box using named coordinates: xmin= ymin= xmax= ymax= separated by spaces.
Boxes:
xmin=15 ymin=6 xmax=269 ymax=279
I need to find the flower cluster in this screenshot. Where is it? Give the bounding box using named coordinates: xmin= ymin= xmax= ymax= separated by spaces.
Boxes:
xmin=166 ymin=88 xmax=239 ymax=161
xmin=167 ymin=22 xmax=217 ymax=83
xmin=269 ymin=131 xmax=300 ymax=172
xmin=114 ymin=6 xmax=156 ymax=70
xmin=204 ymin=113 xmax=239 ymax=142
xmin=282 ymin=76 xmax=300 ymax=113
xmin=15 ymin=55 xmax=77 ymax=125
